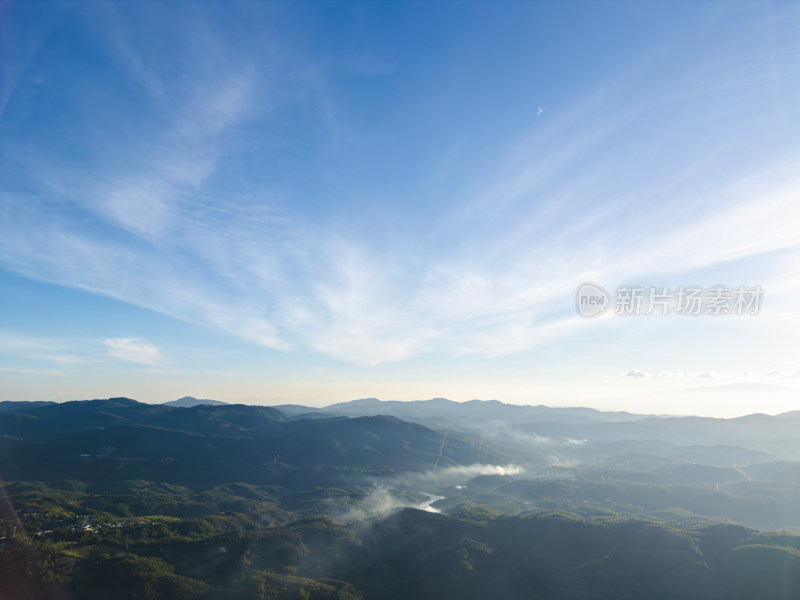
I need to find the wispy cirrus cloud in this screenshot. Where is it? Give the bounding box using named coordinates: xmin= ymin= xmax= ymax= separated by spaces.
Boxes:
xmin=0 ymin=331 xmax=61 ymax=354
xmin=0 ymin=331 xmax=98 ymax=371
xmin=2 ymin=143 xmax=798 ymax=367
xmin=96 ymin=68 xmax=255 ymax=239
xmin=104 ymin=337 xmax=161 ymax=366
xmin=1 ymin=2 xmax=798 ymax=372
xmin=0 ymin=366 xmax=66 ymax=376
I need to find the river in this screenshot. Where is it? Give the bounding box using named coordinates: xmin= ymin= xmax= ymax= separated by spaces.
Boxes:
xmin=418 ymin=491 xmax=445 ymax=513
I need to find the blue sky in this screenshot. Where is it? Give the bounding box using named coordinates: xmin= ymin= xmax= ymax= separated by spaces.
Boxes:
xmin=1 ymin=0 xmax=798 ymax=415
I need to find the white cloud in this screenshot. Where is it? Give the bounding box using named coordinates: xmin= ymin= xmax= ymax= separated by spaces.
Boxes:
xmin=625 ymin=370 xmax=650 ymax=378
xmin=105 ymin=337 xmax=161 ymax=365
xmin=1 ymin=7 xmax=798 ymax=370
xmin=3 ymin=163 xmax=798 ymax=367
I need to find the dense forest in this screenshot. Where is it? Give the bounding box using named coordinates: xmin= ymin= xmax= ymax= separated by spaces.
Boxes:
xmin=2 ymin=398 xmax=799 ymax=599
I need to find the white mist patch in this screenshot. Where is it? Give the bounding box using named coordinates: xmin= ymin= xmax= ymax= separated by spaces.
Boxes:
xmin=413 ymin=463 xmax=525 ymax=490
xmin=419 ymin=463 xmax=524 ymax=480
xmin=564 ymin=437 xmax=588 ymax=446
xmin=340 ymin=463 xmax=524 ymax=521
xmin=335 ymin=487 xmax=412 ymax=522
xmin=498 ymin=428 xmax=558 ymax=446
xmin=359 ymin=487 xmax=409 ymax=515
xmin=337 ymin=486 xmax=448 ymax=521
xmin=505 ymin=429 xmax=590 ymax=448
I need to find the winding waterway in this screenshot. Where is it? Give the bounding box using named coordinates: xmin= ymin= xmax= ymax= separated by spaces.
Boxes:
xmin=418 ymin=491 xmax=445 ymax=512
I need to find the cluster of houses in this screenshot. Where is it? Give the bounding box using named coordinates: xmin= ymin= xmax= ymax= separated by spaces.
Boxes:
xmin=12 ymin=508 xmax=153 ymax=536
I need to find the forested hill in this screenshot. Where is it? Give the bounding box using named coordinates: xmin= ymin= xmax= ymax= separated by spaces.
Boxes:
xmin=2 ymin=398 xmax=800 ymax=599
xmin=0 ymin=398 xmax=511 ymax=487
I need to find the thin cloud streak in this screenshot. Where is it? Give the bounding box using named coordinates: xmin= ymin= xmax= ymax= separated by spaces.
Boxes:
xmin=104 ymin=337 xmax=161 ymax=366
xmin=0 ymin=367 xmax=66 ymax=376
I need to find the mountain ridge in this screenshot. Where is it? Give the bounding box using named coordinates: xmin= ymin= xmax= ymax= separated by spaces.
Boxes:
xmin=164 ymin=396 xmax=229 ymax=407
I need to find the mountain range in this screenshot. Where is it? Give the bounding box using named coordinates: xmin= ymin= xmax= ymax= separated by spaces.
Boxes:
xmin=2 ymin=395 xmax=800 ymax=599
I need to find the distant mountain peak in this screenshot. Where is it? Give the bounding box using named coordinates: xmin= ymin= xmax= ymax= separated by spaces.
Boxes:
xmin=165 ymin=396 xmax=229 ymax=407
xmin=326 ymin=397 xmax=382 ymax=410
xmin=99 ymin=397 xmax=140 ymax=405
xmin=427 ymin=397 xmax=455 ymax=405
